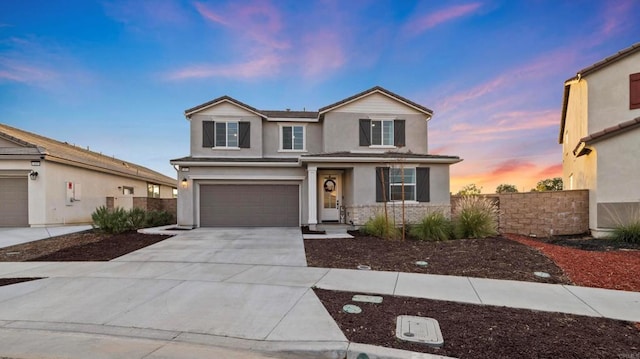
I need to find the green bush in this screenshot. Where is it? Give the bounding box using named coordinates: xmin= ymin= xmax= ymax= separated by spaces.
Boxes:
xmin=361 ymin=214 xmax=400 ymax=240
xmin=611 ymin=221 xmax=640 ymax=243
xmin=91 ymin=206 xmax=130 ymax=234
xmin=128 ymin=207 xmax=148 ymax=230
xmin=410 ymin=211 xmax=452 ymax=241
xmin=452 ymin=196 xmax=499 ymax=239
xmin=145 ymin=210 xmax=174 ymax=227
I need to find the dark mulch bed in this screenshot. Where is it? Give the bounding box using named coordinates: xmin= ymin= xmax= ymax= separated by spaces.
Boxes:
xmin=0 ymin=278 xmax=44 ymax=287
xmin=315 ymin=288 xmax=640 ymax=358
xmin=305 ymin=231 xmax=570 ymax=284
xmin=0 ymin=230 xmax=170 ymax=262
xmin=540 ymin=234 xmax=640 ymax=251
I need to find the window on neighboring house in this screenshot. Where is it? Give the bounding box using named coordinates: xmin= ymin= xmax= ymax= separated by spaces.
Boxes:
xmin=122 ymin=186 xmax=134 ymax=195
xmin=215 ymin=121 xmax=238 ymax=147
xmin=202 ymin=121 xmax=250 ymax=148
xmin=631 ymin=73 xmax=640 ymax=110
xmin=281 ymin=125 xmax=305 ymax=151
xmin=172 ymin=188 xmax=178 ymax=198
xmin=147 ymin=183 xmax=160 ymax=198
xmin=359 ymin=119 xmax=405 ymax=147
xmin=389 ymin=168 xmax=416 ymax=201
xmin=376 ymin=166 xmax=430 ymax=202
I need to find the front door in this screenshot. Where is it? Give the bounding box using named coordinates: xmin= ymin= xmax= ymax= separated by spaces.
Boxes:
xmin=320 ymin=174 xmax=341 ymax=222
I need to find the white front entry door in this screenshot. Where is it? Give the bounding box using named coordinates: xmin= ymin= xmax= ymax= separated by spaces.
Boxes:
xmin=320 ymin=174 xmax=341 ymax=222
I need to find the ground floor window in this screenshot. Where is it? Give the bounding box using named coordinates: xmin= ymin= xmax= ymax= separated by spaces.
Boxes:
xmin=389 ymin=168 xmax=416 ymax=201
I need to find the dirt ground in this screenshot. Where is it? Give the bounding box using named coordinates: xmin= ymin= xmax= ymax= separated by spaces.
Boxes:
xmin=315 ymin=288 xmax=640 ymax=358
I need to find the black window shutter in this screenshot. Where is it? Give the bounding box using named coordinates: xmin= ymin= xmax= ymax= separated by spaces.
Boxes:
xmin=394 ymin=119 xmax=405 ymax=147
xmin=375 ymin=167 xmax=390 ymax=202
xmin=239 ymin=122 xmax=250 ymax=148
xmin=359 ymin=119 xmax=371 ymax=146
xmin=202 ymin=121 xmax=215 ymax=147
xmin=416 ymin=167 xmax=430 ymax=202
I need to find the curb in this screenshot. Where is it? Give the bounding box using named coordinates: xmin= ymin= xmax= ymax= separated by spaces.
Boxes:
xmin=347 ymin=342 xmax=457 ymax=359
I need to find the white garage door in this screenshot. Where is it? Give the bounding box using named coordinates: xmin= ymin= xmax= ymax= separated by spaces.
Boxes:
xmin=0 ymin=178 xmax=28 ymax=227
xmin=200 ymin=184 xmax=299 ymax=227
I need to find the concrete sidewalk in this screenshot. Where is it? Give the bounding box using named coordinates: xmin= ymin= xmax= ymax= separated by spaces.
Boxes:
xmin=0 ymin=225 xmax=92 ymax=249
xmin=0 ymin=227 xmax=638 ymax=359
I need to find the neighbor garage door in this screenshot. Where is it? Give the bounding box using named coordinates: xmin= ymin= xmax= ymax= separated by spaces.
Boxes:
xmin=200 ymin=184 xmax=299 ymax=227
xmin=0 ymin=178 xmax=28 ymax=227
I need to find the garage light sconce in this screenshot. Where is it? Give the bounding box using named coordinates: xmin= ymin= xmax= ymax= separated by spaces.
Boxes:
xmin=181 ymin=178 xmax=188 ymax=188
xmin=29 ymin=171 xmax=39 ymax=180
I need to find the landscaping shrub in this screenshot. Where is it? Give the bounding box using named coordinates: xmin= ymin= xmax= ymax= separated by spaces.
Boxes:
xmin=127 ymin=207 xmax=148 ymax=230
xmin=452 ymin=196 xmax=499 ymax=239
xmin=91 ymin=206 xmax=130 ymax=234
xmin=145 ymin=210 xmax=174 ymax=227
xmin=611 ymin=221 xmax=640 ymax=243
xmin=410 ymin=211 xmax=452 ymax=241
xmin=361 ymin=214 xmax=400 ymax=240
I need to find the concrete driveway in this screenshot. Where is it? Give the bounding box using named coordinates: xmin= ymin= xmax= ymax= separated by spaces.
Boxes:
xmin=0 ymin=225 xmax=92 ymax=249
xmin=0 ymin=227 xmax=347 ymax=359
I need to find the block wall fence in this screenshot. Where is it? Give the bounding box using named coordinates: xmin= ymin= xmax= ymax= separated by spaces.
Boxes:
xmin=451 ymin=190 xmax=589 ymax=237
xmin=106 ymin=197 xmax=177 ymax=219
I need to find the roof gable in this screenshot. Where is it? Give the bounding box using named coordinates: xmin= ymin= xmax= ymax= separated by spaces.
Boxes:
xmin=185 ymin=96 xmax=264 ymax=118
xmin=0 ymin=123 xmax=175 ymax=186
xmin=318 ymin=86 xmax=433 ymax=117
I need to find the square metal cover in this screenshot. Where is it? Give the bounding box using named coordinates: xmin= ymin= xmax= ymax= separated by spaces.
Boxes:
xmin=395 ymin=315 xmax=444 ymax=347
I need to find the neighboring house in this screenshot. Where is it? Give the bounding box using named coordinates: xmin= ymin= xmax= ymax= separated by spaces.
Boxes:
xmin=0 ymin=123 xmax=176 ymax=227
xmin=559 ymin=42 xmax=640 ymax=237
xmin=171 ymin=86 xmax=461 ymax=228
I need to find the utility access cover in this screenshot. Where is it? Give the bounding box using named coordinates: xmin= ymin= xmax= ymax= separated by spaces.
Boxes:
xmin=396 ymin=315 xmax=444 ymax=347
xmin=352 ymin=295 xmax=383 ymax=304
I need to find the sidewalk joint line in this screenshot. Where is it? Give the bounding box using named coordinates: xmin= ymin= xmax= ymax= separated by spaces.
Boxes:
xmin=467 ymin=277 xmax=483 ymax=304
xmin=561 ymin=285 xmax=604 ymax=317
xmin=262 ymin=287 xmax=310 ymax=340
xmin=392 ymin=272 xmax=400 ymax=295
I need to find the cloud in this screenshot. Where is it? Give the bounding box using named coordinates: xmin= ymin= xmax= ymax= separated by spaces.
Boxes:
xmin=405 ymin=2 xmax=482 ymax=35
xmin=0 ymin=58 xmax=59 ymax=85
xmin=537 ymin=164 xmax=562 ymax=178
xmin=300 ymin=30 xmax=346 ymax=77
xmin=600 ymin=0 xmax=635 ymax=36
xmin=165 ymin=55 xmax=283 ymax=80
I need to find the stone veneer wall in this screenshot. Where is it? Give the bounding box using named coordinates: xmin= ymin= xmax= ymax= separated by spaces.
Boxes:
xmin=451 ymin=190 xmax=589 ymax=237
xmin=346 ymin=203 xmax=451 ymax=226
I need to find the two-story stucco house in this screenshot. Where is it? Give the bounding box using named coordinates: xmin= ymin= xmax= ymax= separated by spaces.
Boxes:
xmin=559 ymin=43 xmax=640 ymax=237
xmin=171 ymin=86 xmax=461 ymax=228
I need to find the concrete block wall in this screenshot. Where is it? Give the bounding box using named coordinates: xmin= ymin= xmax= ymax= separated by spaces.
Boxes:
xmin=347 ymin=203 xmax=451 ymax=226
xmin=107 ymin=197 xmax=177 ymax=219
xmin=451 ymin=190 xmax=589 ymax=237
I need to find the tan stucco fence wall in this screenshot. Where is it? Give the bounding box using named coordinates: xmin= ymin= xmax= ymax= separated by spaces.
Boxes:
xmin=451 ymin=190 xmax=589 ymax=238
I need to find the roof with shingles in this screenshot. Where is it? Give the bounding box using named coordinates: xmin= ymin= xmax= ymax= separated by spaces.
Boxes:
xmin=0 ymin=123 xmax=176 ymax=187
xmin=170 ymin=156 xmax=299 ymax=163
xmin=580 ymin=116 xmax=640 ymax=144
xmin=566 ymin=42 xmax=640 ymax=82
xmin=318 ymin=86 xmax=433 ymax=116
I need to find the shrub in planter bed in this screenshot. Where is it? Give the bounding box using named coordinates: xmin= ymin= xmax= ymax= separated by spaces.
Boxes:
xmin=361 ymin=214 xmax=400 ymax=240
xmin=145 ymin=210 xmax=174 ymax=228
xmin=410 ymin=211 xmax=453 ymax=241
xmin=452 ymin=196 xmax=499 ymax=239
xmin=91 ymin=206 xmax=174 ymax=234
xmin=612 ymin=221 xmax=640 ymax=243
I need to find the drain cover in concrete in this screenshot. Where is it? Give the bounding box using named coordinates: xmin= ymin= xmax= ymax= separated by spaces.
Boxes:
xmin=343 ymin=304 xmax=362 ymax=314
xmin=352 ymin=295 xmax=383 ymax=304
xmin=534 ymin=271 xmax=551 ymax=278
xmin=396 ymin=315 xmax=443 ymax=347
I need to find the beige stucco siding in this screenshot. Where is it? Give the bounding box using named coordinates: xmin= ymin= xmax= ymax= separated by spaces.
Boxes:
xmin=333 ymin=92 xmax=424 ymax=115
xmin=587 ymin=51 xmax=640 ymax=133
xmin=322 ymin=112 xmax=428 ymax=153
xmin=189 ymin=110 xmax=263 ymax=158
xmin=595 ymin=129 xmax=640 ymax=203
xmin=262 ymin=121 xmax=323 ymax=157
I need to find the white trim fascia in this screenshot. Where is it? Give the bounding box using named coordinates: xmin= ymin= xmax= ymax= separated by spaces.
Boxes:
xmin=300 ymin=156 xmax=462 ymax=164
xmin=368 ymin=114 xmax=398 ymax=121
xmin=185 ymin=99 xmax=264 ymax=118
xmin=267 ymin=117 xmax=318 ymax=122
xmin=190 ymin=175 xmax=306 ymax=181
xmin=170 ymin=160 xmax=301 ymax=167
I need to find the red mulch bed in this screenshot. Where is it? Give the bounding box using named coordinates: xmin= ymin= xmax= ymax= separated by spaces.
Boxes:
xmin=505 ymin=234 xmax=640 ymax=292
xmin=315 ymin=288 xmax=640 ymax=358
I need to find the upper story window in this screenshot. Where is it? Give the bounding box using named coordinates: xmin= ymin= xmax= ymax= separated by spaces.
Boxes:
xmin=359 ymin=119 xmax=405 ymax=147
xmin=280 ymin=124 xmax=306 ymax=151
xmin=202 ymin=120 xmax=250 ymax=149
xmin=631 ymin=72 xmax=640 ymax=110
xmin=215 ymin=122 xmax=238 ymax=147
xmin=147 ymin=183 xmax=160 ymax=198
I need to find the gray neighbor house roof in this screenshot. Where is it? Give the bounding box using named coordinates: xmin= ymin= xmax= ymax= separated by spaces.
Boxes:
xmin=0 ymin=123 xmax=176 ymax=187
xmin=559 ymin=42 xmax=640 ymax=144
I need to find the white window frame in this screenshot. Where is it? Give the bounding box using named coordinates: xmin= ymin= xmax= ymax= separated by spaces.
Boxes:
xmin=147 ymin=183 xmax=160 ymax=198
xmin=214 ymin=121 xmax=239 ymax=148
xmin=279 ymin=123 xmax=307 ymax=152
xmin=389 ymin=167 xmax=416 ymax=202
xmin=371 ymin=120 xmax=395 ymax=147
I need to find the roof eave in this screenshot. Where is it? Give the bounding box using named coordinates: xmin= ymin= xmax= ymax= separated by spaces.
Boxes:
xmin=318 ymin=86 xmax=434 ymax=117
xmin=184 ymin=96 xmax=265 ymax=119
xmin=300 ymin=156 xmax=461 ymax=164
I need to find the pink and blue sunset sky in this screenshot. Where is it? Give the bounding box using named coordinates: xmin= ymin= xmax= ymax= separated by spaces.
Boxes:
xmin=1 ymin=0 xmax=639 ymax=193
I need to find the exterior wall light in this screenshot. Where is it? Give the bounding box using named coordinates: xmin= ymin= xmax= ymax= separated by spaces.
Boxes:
xmin=181 ymin=178 xmax=188 ymax=188
xmin=29 ymin=171 xmax=39 ymax=180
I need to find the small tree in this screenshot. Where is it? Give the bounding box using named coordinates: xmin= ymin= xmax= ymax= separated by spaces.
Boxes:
xmin=456 ymin=183 xmax=482 ymax=196
xmin=532 ymin=177 xmax=563 ymax=192
xmin=496 ymin=184 xmax=518 ymax=193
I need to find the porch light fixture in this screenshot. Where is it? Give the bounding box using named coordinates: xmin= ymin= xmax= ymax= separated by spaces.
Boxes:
xmin=29 ymin=171 xmax=39 ymax=180
xmin=181 ymin=178 xmax=188 ymax=188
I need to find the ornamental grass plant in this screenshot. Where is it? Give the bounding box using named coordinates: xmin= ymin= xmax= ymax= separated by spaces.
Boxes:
xmin=452 ymin=196 xmax=499 ymax=239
